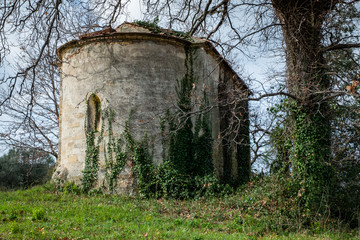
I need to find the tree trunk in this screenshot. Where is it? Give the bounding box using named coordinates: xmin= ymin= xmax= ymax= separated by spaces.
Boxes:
xmin=271 ymin=0 xmax=337 ymax=208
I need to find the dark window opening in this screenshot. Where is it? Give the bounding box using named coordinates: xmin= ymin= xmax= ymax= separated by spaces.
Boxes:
xmin=87 ymin=94 xmax=101 ymax=132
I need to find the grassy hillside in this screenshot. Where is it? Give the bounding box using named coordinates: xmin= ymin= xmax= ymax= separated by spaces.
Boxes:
xmin=0 ymin=183 xmax=358 ymax=240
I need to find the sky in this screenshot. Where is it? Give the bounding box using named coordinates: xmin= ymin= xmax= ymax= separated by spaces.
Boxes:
xmin=123 ymin=0 xmax=281 ymax=85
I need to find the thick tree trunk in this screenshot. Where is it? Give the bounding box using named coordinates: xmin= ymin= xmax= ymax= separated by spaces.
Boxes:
xmin=271 ymin=0 xmax=336 ymax=207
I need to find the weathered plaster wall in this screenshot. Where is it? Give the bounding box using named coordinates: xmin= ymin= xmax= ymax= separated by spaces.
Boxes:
xmin=58 ymin=39 xmax=187 ymax=184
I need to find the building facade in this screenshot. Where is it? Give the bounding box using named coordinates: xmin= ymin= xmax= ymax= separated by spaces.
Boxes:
xmin=53 ymin=22 xmax=250 ymax=194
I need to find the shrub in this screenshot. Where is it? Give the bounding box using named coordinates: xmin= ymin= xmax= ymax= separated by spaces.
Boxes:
xmin=0 ymin=148 xmax=55 ymax=189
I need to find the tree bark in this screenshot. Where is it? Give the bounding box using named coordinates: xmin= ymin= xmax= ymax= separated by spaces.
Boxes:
xmin=271 ymin=0 xmax=337 ymax=207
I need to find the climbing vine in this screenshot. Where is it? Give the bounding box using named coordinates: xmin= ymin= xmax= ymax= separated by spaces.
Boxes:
xmin=167 ymin=46 xmax=214 ymax=177
xmin=82 ymin=130 xmax=100 ymax=193
xmin=81 ymin=46 xmax=232 ymax=198
xmin=133 ymin=18 xmax=191 ymax=40
xmin=125 ymin=128 xmax=156 ymax=197
xmin=290 ymin=101 xmax=334 ymax=208
xmin=103 ymin=109 xmax=128 ymax=193
xmin=82 ymin=95 xmax=103 ymax=193
xmin=269 ymin=99 xmax=335 ymax=209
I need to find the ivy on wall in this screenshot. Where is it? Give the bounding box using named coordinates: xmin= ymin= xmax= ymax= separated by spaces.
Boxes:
xmin=81 ymin=46 xmax=242 ymax=198
xmin=82 ymin=94 xmax=103 ymax=193
xmin=103 ymin=109 xmax=128 ymax=193
xmin=167 ymin=47 xmax=214 ymax=177
xmin=82 ymin=130 xmax=100 ymax=193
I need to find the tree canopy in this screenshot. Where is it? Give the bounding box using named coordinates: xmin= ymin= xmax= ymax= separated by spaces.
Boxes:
xmin=0 ymin=148 xmax=54 ymax=189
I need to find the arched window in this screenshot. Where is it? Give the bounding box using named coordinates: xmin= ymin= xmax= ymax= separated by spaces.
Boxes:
xmin=87 ymin=94 xmax=101 ymax=132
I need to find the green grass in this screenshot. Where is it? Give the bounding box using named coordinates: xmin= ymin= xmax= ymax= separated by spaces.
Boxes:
xmin=0 ymin=184 xmax=358 ymax=240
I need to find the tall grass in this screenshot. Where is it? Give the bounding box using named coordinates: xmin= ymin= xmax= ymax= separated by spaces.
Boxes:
xmin=0 ymin=180 xmax=358 ymax=239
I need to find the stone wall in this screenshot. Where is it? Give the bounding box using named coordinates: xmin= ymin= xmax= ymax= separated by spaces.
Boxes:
xmin=53 ymin=24 xmax=250 ymax=193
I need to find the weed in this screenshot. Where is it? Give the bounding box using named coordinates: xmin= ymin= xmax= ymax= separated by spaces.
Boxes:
xmin=31 ymin=208 xmax=46 ymax=221
xmin=9 ymin=221 xmax=22 ymax=234
xmin=0 ymin=186 xmax=358 ymax=239
xmin=63 ymin=181 xmax=80 ymax=195
xmin=9 ymin=210 xmax=18 ymax=221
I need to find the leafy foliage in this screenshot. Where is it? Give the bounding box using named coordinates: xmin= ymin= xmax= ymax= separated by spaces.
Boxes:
xmin=269 ymin=98 xmax=360 ymax=226
xmin=290 ymin=102 xmax=335 ymax=209
xmin=119 ymin=116 xmax=230 ymax=199
xmin=80 ymin=47 xmax=230 ymax=198
xmin=168 ymin=46 xmax=214 ymax=178
xmin=82 ymin=130 xmax=101 ymax=193
xmin=133 ymin=18 xmax=191 ymax=39
xmin=0 ymin=148 xmax=54 ymax=189
xmin=103 ymin=109 xmax=128 ymax=193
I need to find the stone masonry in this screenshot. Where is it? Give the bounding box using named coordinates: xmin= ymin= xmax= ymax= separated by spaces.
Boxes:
xmin=53 ymin=22 xmax=250 ymax=194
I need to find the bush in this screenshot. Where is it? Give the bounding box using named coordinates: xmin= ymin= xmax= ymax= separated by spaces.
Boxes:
xmin=137 ymin=160 xmax=233 ymax=200
xmin=154 ymin=160 xmax=192 ymax=199
xmin=0 ymin=148 xmax=55 ymax=189
xmin=221 ymin=174 xmax=360 ymax=235
xmin=63 ymin=181 xmax=80 ymax=195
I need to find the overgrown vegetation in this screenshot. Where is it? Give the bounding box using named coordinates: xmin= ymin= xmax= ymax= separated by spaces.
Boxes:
xmin=269 ymin=99 xmax=360 ymax=229
xmin=82 ymin=94 xmax=103 ymax=193
xmin=0 ymin=148 xmax=54 ymax=190
xmin=167 ymin=46 xmax=214 ymax=178
xmin=0 ymin=182 xmax=358 ymax=239
xmin=266 ymin=9 xmax=360 ymax=224
xmin=80 ymin=46 xmax=233 ymax=199
xmin=82 ymin=130 xmax=101 ymax=193
xmin=103 ymin=109 xmax=128 ymax=193
xmin=133 ymin=18 xmax=191 ymax=40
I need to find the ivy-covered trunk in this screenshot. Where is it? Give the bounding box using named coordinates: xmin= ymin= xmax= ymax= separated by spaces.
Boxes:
xmin=272 ymin=0 xmax=336 ymax=208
